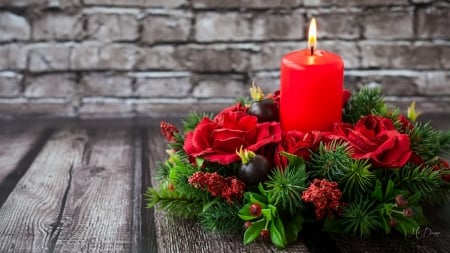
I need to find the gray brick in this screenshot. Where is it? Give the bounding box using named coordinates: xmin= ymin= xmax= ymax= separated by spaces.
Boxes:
xmin=0 ymin=72 xmax=22 ymax=97
xmin=193 ymin=0 xmax=302 ymax=9
xmin=251 ymin=42 xmax=298 ymax=70
xmin=24 ymin=73 xmax=77 ymax=98
xmin=81 ymin=73 xmax=133 ymax=97
xmin=0 ymin=99 xmax=74 ymax=117
xmin=314 ymin=12 xmax=360 ymax=39
xmin=32 ymin=13 xmax=83 ymax=40
xmin=0 ymin=44 xmax=28 ymax=70
xmin=0 ymin=12 xmax=31 ymax=41
xmin=417 ymin=71 xmax=450 ymax=95
xmin=344 ymin=70 xmax=419 ymax=96
xmin=0 ymin=0 xmax=47 ymax=7
xmin=192 ymin=74 xmax=246 ymax=98
xmin=82 ymin=0 xmax=186 ymax=7
xmin=71 ymin=43 xmax=101 ymax=70
xmin=79 ymin=98 xmax=134 ymax=117
xmin=28 ymin=44 xmax=72 ymax=72
xmin=86 ymin=13 xmax=139 ymax=41
xmin=303 ymin=0 xmax=408 ymax=6
xmin=252 ymin=12 xmax=304 ymax=40
xmin=47 ymin=0 xmax=81 ymax=8
xmin=417 ymin=3 xmax=450 ymax=39
xmin=195 ymin=12 xmax=252 ymax=42
xmin=99 ymin=44 xmax=144 ymax=70
xmin=360 ymin=42 xmax=441 ymax=69
xmin=134 ymin=72 xmax=191 ymax=98
xmin=363 ymin=8 xmax=414 ymax=39
xmin=141 ymin=12 xmax=191 ymax=44
xmin=182 ymin=44 xmax=253 ymax=72
xmin=136 ymin=46 xmax=181 ymax=70
xmin=442 ymin=46 xmax=450 ymax=69
xmin=192 ymin=0 xmax=240 ymax=8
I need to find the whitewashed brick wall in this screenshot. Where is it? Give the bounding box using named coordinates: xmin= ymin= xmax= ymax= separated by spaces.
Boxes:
xmin=0 ymin=0 xmax=449 ymax=118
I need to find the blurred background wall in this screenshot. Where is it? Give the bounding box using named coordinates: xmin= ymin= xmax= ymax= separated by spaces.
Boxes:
xmin=0 ymin=0 xmax=449 ymax=119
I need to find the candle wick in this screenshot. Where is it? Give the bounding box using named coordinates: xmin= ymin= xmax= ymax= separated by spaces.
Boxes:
xmin=310 ymin=46 xmax=314 ymax=56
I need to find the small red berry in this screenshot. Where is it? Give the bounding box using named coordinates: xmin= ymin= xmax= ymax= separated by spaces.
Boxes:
xmin=249 ymin=203 xmax=262 ymax=216
xmin=395 ymin=195 xmax=408 ymax=208
xmin=243 ymin=221 xmax=252 ymax=229
xmin=403 ymin=208 xmax=414 ymax=217
xmin=260 ymin=229 xmax=270 ymax=240
xmin=389 ymin=218 xmax=398 ymax=227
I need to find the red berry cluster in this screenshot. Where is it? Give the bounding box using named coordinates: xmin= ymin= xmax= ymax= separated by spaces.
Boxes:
xmin=433 ymin=159 xmax=450 ymax=182
xmin=302 ymin=179 xmax=343 ymax=219
xmin=160 ymin=121 xmax=178 ymax=143
xmin=188 ymin=172 xmax=245 ymax=202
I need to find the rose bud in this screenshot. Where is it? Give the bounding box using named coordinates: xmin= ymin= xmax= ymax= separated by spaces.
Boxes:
xmin=403 ymin=208 xmax=414 ymax=217
xmin=395 ymin=195 xmax=408 ymax=208
xmin=243 ymin=221 xmax=252 ymax=230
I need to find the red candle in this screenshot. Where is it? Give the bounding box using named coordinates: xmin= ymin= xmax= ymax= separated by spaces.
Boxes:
xmin=280 ymin=18 xmax=344 ymax=132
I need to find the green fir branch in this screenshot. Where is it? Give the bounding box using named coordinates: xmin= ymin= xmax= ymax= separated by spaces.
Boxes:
xmin=309 ymin=141 xmax=352 ymax=181
xmin=344 ymin=86 xmax=386 ymax=123
xmin=144 ymin=183 xmax=204 ymax=218
xmin=182 ymin=111 xmax=214 ymax=132
xmin=408 ymin=122 xmax=441 ymax=161
xmin=198 ymin=202 xmax=243 ymax=233
xmin=265 ymin=163 xmax=308 ymax=215
xmin=340 ymin=159 xmax=376 ymax=199
xmin=393 ymin=164 xmax=444 ymax=201
xmin=341 ymin=199 xmax=382 ymax=238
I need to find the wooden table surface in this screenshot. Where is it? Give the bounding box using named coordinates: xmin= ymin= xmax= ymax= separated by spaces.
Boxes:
xmin=0 ymin=114 xmax=449 ymax=253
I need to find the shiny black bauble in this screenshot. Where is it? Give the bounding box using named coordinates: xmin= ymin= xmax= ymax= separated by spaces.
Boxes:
xmin=238 ymin=155 xmax=270 ymax=186
xmin=248 ymin=99 xmax=279 ymax=123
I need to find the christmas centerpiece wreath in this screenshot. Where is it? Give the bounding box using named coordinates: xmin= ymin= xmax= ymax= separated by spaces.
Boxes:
xmin=145 ymin=85 xmax=450 ymax=249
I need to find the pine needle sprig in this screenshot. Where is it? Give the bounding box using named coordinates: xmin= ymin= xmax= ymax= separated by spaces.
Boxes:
xmin=310 ymin=141 xmax=352 ymax=181
xmin=265 ymin=165 xmax=308 ymax=215
xmin=341 ymin=199 xmax=382 ymax=238
xmin=439 ymin=131 xmax=450 ymax=159
xmin=393 ymin=164 xmax=444 ymax=201
xmin=344 ymin=86 xmax=386 ymax=123
xmin=340 ymin=159 xmax=376 ymax=199
xmin=198 ymin=202 xmax=243 ymax=233
xmin=408 ymin=122 xmax=441 ymax=161
xmin=144 ymin=183 xmax=204 ymax=218
xmin=182 ymin=111 xmax=214 ymax=132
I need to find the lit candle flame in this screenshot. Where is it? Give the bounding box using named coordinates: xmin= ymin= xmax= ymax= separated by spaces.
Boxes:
xmin=308 ymin=18 xmax=317 ymax=55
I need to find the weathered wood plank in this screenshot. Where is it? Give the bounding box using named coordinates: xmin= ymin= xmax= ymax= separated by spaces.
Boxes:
xmin=0 ymin=129 xmax=86 ymax=252
xmin=145 ymin=125 xmax=310 ymax=253
xmin=54 ymin=129 xmax=134 ymax=252
xmin=0 ymin=129 xmax=44 ymax=185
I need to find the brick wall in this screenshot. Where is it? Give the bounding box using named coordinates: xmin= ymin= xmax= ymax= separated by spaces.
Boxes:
xmin=0 ymin=0 xmax=449 ymax=118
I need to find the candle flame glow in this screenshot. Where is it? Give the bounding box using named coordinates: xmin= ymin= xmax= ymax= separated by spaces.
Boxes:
xmin=308 ymin=18 xmax=317 ymax=53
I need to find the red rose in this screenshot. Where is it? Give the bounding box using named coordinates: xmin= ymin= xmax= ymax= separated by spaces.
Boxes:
xmin=184 ymin=103 xmax=282 ymax=165
xmin=332 ymin=115 xmax=412 ymax=168
xmin=274 ymin=130 xmax=323 ymax=168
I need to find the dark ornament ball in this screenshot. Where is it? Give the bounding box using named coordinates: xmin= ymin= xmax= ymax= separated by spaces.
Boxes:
xmin=248 ymin=99 xmax=279 ymax=123
xmin=238 ymin=155 xmax=270 ymax=186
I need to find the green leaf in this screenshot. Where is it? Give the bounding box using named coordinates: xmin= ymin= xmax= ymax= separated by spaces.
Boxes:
xmin=384 ymin=179 xmax=395 ymax=200
xmin=249 ymin=193 xmax=268 ymax=207
xmin=195 ymin=157 xmax=205 ymax=168
xmin=270 ymin=218 xmax=287 ymax=249
xmin=239 ymin=203 xmax=252 ymax=217
xmin=258 ymin=183 xmax=267 ymax=197
xmin=371 ymin=180 xmax=383 ymax=202
xmin=280 ymin=152 xmax=306 ymax=170
xmin=284 ymin=214 xmax=304 ymax=243
xmin=244 ymin=219 xmax=265 ymax=245
xmin=274 ymin=216 xmax=287 ymax=245
xmin=262 ymin=209 xmax=272 ymax=221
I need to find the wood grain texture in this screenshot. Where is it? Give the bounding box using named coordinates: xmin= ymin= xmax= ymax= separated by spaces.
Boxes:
xmin=145 ymin=126 xmax=310 ymax=253
xmin=0 ymin=129 xmax=86 ymax=252
xmin=53 ymin=129 xmax=134 ymax=252
xmin=0 ymin=129 xmax=42 ymax=184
